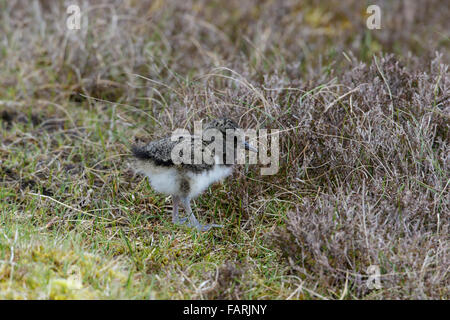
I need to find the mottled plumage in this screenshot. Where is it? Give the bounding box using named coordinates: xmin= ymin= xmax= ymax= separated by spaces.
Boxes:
xmin=132 ymin=136 xmax=214 ymax=173
xmin=132 ymin=118 xmax=255 ymax=231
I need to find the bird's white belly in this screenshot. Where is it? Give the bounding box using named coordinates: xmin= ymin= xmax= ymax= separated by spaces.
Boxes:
xmin=187 ymin=165 xmax=232 ymax=199
xmin=135 ymin=158 xmax=232 ymax=198
xmin=148 ymin=169 xmax=180 ymax=194
xmin=137 ymin=161 xmax=181 ymax=195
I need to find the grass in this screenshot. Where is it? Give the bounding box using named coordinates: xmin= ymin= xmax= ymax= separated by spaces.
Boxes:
xmin=0 ymin=101 xmax=292 ymax=299
xmin=0 ymin=0 xmax=449 ymax=299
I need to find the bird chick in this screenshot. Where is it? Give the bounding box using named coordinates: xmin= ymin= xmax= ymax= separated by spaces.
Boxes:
xmin=132 ymin=118 xmax=256 ymax=231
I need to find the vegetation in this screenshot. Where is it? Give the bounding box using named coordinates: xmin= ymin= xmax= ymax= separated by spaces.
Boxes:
xmin=0 ymin=0 xmax=448 ymax=299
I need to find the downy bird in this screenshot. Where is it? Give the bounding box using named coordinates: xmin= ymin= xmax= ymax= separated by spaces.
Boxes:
xmin=132 ymin=118 xmax=256 ymax=231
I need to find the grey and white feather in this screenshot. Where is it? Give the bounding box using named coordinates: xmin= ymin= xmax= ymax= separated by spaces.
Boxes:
xmin=132 ymin=118 xmax=255 ymax=231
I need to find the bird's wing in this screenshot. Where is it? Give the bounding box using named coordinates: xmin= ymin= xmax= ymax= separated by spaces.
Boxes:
xmin=132 ymin=137 xmax=177 ymax=166
xmin=132 ymin=136 xmax=215 ymax=172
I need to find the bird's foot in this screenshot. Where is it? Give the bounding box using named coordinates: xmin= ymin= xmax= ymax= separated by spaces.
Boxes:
xmin=173 ymin=217 xmax=189 ymax=225
xmin=195 ymin=223 xmax=223 ymax=232
xmin=174 ymin=213 xmax=223 ymax=231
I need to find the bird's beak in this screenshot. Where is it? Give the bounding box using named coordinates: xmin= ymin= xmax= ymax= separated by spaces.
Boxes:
xmin=243 ymin=141 xmax=257 ymax=152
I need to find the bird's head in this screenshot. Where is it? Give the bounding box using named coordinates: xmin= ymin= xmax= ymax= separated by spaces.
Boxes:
xmin=204 ymin=118 xmax=257 ymax=152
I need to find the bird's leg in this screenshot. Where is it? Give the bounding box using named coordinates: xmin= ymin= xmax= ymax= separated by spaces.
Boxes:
xmin=181 ymin=197 xmax=223 ymax=232
xmin=171 ymin=195 xmax=181 ymax=224
xmin=172 ymin=195 xmax=189 ymax=225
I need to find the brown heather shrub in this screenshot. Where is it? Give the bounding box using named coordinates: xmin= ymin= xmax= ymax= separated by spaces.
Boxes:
xmin=271 ymin=54 xmax=449 ymax=299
